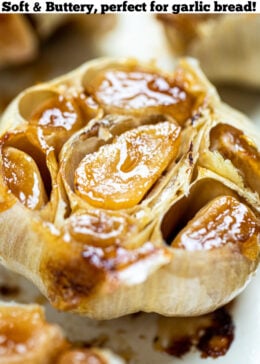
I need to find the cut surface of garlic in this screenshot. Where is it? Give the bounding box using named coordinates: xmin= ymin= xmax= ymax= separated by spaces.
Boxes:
xmin=0 ymin=57 xmax=260 ymax=318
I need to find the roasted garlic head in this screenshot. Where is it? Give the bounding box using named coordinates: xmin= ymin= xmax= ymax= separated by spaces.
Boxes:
xmin=158 ymin=14 xmax=260 ymax=87
xmin=0 ymin=58 xmax=259 ymax=319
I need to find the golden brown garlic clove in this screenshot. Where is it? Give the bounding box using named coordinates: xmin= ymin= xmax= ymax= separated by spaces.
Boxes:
xmin=173 ymin=195 xmax=259 ymax=261
xmin=0 ymin=304 xmax=67 ymax=364
xmin=87 ymin=67 xmax=198 ymax=124
xmin=74 ymin=122 xmax=180 ymax=209
xmin=57 ymin=349 xmax=105 ymax=364
xmin=28 ymin=93 xmax=97 ymax=154
xmin=64 ymin=210 xmax=137 ymax=247
xmin=0 ymin=303 xmax=125 ymax=364
xmin=210 ymin=123 xmax=260 ymax=196
xmin=2 ymin=146 xmax=47 ymax=210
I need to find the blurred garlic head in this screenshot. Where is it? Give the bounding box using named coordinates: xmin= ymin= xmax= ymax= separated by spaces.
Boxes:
xmin=0 ymin=302 xmax=124 ymax=363
xmin=158 ymin=14 xmax=260 ymax=87
xmin=0 ymin=14 xmax=115 ymax=68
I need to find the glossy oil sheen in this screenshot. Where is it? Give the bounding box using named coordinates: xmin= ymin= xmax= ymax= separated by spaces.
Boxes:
xmin=93 ymin=69 xmax=195 ymax=123
xmin=74 ymin=121 xmax=180 ymax=210
xmin=210 ymin=123 xmax=260 ymax=195
xmin=0 ymin=306 xmax=44 ymax=356
xmin=2 ymin=147 xmax=47 ymax=210
xmin=172 ymin=195 xmax=259 ymax=260
xmin=65 ymin=211 xmax=135 ymax=247
xmin=30 ymin=95 xmax=83 ymax=131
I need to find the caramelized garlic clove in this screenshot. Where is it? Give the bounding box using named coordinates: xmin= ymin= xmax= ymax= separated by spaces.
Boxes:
xmin=210 ymin=123 xmax=260 ymax=195
xmin=57 ymin=348 xmax=125 ymax=364
xmin=74 ymin=122 xmax=181 ymax=210
xmin=57 ymin=350 xmax=102 ymax=364
xmin=2 ymin=147 xmax=47 ymax=210
xmin=89 ymin=67 xmax=197 ymax=124
xmin=0 ymin=303 xmax=67 ymax=364
xmin=0 ymin=303 xmax=125 ymax=363
xmin=64 ymin=210 xmax=137 ymax=247
xmin=30 ymin=95 xmax=83 ymax=131
xmin=172 ymin=195 xmax=259 ymax=261
xmin=21 ymin=91 xmax=99 ymax=154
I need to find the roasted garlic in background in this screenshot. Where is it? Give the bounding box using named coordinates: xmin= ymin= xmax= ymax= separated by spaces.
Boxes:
xmin=0 ymin=14 xmax=37 ymax=68
xmin=158 ymin=14 xmax=260 ymax=87
xmin=0 ymin=302 xmax=124 ymax=363
xmin=0 ymin=57 xmax=259 ymax=319
xmin=0 ymin=14 xmax=114 ymax=68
